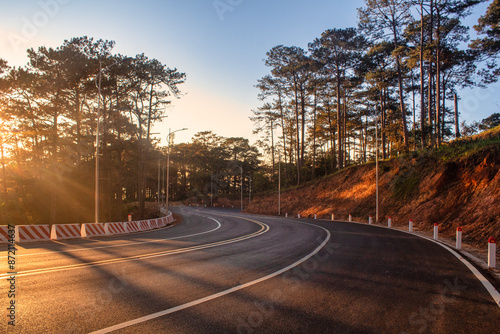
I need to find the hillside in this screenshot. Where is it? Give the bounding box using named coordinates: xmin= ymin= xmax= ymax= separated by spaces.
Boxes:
xmin=247 ymin=126 xmax=500 ymax=248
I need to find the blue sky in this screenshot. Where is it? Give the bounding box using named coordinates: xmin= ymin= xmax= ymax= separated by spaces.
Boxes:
xmin=1 ymin=0 xmax=498 ymax=144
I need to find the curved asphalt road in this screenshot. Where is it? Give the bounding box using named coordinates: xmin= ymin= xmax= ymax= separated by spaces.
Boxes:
xmin=0 ymin=206 xmax=498 ymax=333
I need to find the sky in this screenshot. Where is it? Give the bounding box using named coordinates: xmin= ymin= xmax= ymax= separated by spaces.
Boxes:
xmin=0 ymin=0 xmax=498 ymax=145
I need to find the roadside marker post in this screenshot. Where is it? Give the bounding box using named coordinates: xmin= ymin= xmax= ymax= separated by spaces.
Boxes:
xmin=369 ymin=216 xmax=373 ymax=225
xmin=388 ymin=217 xmax=392 ymax=228
xmin=314 ymin=214 xmax=317 ymax=220
xmin=409 ymin=219 xmax=413 ymax=232
xmin=331 ymin=213 xmax=334 ymax=221
xmin=488 ymin=238 xmax=496 ymax=269
xmin=297 ymin=214 xmax=300 ymax=219
xmin=285 ymin=213 xmax=288 ymax=218
xmin=456 ymin=227 xmax=462 ymax=250
xmin=433 ymin=223 xmax=439 ymax=240
xmin=349 ymin=214 xmax=352 ymax=222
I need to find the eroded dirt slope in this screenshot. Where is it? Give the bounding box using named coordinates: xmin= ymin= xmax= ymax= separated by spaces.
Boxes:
xmin=247 ymin=135 xmax=500 ymax=247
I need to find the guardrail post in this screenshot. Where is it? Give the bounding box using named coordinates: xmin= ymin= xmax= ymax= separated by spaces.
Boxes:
xmin=456 ymin=227 xmax=462 ymax=250
xmin=488 ymin=238 xmax=496 ymax=268
xmin=433 ymin=223 xmax=439 ymax=240
xmin=409 ymin=219 xmax=413 ymax=232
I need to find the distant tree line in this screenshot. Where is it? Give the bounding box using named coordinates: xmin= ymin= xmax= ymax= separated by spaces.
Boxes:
xmin=252 ymin=0 xmax=500 ymax=187
xmin=167 ymin=131 xmax=262 ymax=204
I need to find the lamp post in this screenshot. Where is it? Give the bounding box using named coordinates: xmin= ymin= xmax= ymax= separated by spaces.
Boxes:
xmin=95 ymin=57 xmax=132 ymax=224
xmin=278 ymin=152 xmax=281 ymax=216
xmin=375 ymin=107 xmax=379 ymax=224
xmin=248 ymin=176 xmax=252 ymax=205
xmin=166 ymin=128 xmax=187 ymax=210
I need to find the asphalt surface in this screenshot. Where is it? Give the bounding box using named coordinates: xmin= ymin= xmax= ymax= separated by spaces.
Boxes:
xmin=1 ymin=206 xmax=498 ymax=333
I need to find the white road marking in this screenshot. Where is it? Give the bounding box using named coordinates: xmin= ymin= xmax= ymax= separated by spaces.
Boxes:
xmin=89 ymin=218 xmax=331 ymax=334
xmin=324 ymin=217 xmax=500 ymax=310
xmin=410 ymin=233 xmax=500 ymax=309
xmin=0 ymin=215 xmax=221 ymax=258
xmin=0 ymin=218 xmax=268 ymax=278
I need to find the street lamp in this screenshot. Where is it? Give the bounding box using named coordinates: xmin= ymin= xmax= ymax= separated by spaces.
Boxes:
xmin=95 ymin=57 xmax=132 ymax=224
xmin=166 ymin=127 xmax=188 ymax=211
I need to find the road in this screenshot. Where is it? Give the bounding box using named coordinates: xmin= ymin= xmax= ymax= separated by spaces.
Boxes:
xmin=1 ymin=206 xmax=499 ymax=333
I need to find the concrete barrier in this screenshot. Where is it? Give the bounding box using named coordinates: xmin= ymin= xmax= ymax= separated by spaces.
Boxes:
xmin=126 ymin=221 xmax=140 ymax=233
xmin=81 ymin=223 xmax=106 ymax=238
xmin=139 ymin=220 xmax=150 ymax=231
xmin=105 ymin=222 xmax=126 ymax=235
xmin=0 ymin=226 xmax=11 ymax=243
xmin=16 ymin=225 xmax=50 ymax=243
xmin=149 ymin=219 xmax=159 ymax=229
xmin=51 ymin=224 xmax=82 ymax=240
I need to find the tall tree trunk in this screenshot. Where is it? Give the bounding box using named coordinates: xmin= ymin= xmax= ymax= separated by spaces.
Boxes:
xmin=293 ymin=75 xmax=300 ymax=185
xmin=312 ymin=87 xmax=317 ymax=179
xmin=277 ymin=87 xmax=288 ymax=185
xmin=435 ymin=5 xmax=442 ymax=147
xmin=337 ymin=68 xmax=343 ymax=170
xmin=50 ymin=111 xmax=59 ymax=225
xmin=454 ymin=93 xmax=460 ymax=138
xmin=428 ymin=0 xmax=435 ymax=147
xmin=270 ymin=118 xmax=275 ymax=181
xmin=395 ymin=54 xmax=409 ymax=150
xmin=381 ymin=89 xmax=387 ymax=160
xmin=300 ymin=82 xmax=306 ymax=182
xmin=420 ymin=0 xmax=426 ymax=149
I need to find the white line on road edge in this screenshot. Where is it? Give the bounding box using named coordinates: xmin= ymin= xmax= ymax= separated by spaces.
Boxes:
xmin=317 ymin=217 xmax=500 ymax=309
xmin=89 ymin=219 xmax=331 ymax=334
xmin=0 ymin=215 xmax=221 ymax=258
xmin=414 ymin=233 xmax=500 ymax=309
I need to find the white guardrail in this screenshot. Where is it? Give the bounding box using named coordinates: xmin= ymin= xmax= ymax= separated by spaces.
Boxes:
xmin=0 ymin=211 xmax=174 ymax=243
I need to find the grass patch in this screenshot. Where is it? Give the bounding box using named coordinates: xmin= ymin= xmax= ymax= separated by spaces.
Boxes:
xmin=392 ymin=168 xmax=420 ymax=200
